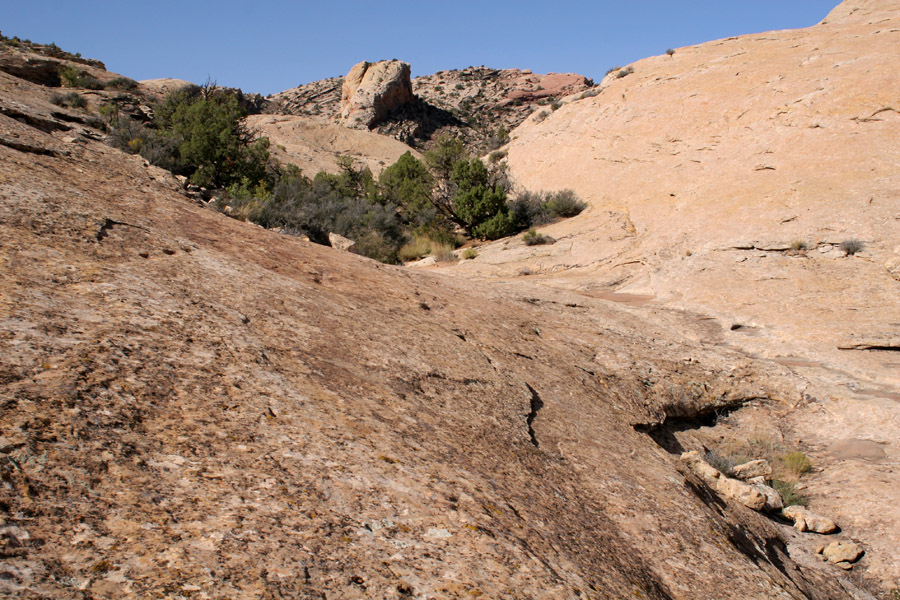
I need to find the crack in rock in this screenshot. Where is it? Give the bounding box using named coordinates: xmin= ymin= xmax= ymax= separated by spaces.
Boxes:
xmin=524 ymin=383 xmax=544 ymax=448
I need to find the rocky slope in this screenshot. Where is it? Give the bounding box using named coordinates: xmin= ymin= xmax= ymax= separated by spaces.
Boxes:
xmin=0 ymin=41 xmax=878 ymax=600
xmin=268 ymin=64 xmax=593 ymax=152
xmin=431 ymin=0 xmax=900 ymax=591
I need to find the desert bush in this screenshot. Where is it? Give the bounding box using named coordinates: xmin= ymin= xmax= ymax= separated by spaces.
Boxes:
xmin=772 ymin=479 xmax=807 ymax=507
xmin=508 ymin=191 xmax=553 ymax=228
xmin=451 ymin=157 xmax=513 ymax=239
xmin=534 ymin=110 xmax=549 ymax=123
xmin=397 ymin=236 xmax=432 ymax=262
xmin=154 ymin=86 xmax=270 ymax=188
xmin=105 ymin=76 xmax=138 ymax=91
xmin=666 ymin=48 xmax=676 ymax=56
xmin=522 ymin=228 xmax=554 ymax=246
xmin=378 ymin=151 xmax=433 ymax=221
xmin=781 ymin=451 xmax=812 ymax=475
xmin=544 ymin=189 xmax=586 ymax=218
xmin=703 ymin=449 xmax=736 ymax=474
xmin=473 ymin=210 xmax=517 ymax=240
xmin=550 ymin=100 xmax=561 ymax=111
xmin=789 ymin=240 xmax=808 ymax=251
xmin=58 ymin=64 xmax=80 ymax=87
xmin=840 ymin=238 xmax=864 ymax=255
xmin=433 ymin=243 xmax=457 ymax=262
xmin=78 ymin=75 xmax=104 ymax=90
xmin=49 ymin=91 xmax=85 ymax=108
xmin=616 ymin=66 xmax=635 ymax=78
xmin=461 ymin=248 xmax=478 ymax=260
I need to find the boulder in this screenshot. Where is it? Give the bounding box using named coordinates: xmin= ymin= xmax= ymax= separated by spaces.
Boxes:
xmin=338 ymin=60 xmax=414 ymax=129
xmin=731 ymin=459 xmax=772 ymax=480
xmin=328 ymin=233 xmax=356 ymax=252
xmin=823 ymin=541 xmax=863 ymax=564
xmin=680 ymin=450 xmax=721 ymax=485
xmin=782 ymin=506 xmax=838 ymax=534
xmin=750 ymin=484 xmax=783 ymax=512
xmin=716 ymin=476 xmax=767 ymax=511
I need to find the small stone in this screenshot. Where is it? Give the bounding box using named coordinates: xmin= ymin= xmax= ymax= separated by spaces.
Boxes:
xmin=823 ymin=541 xmax=863 ymax=564
xmin=680 ymin=451 xmax=721 ymax=485
xmin=782 ymin=506 xmax=838 ymax=534
xmin=747 ymin=476 xmax=767 ymax=485
xmin=750 ymin=483 xmax=783 ymax=512
xmin=814 ymin=543 xmax=826 ymax=554
xmin=835 ymin=561 xmax=853 ymax=570
xmin=731 ymin=459 xmax=772 ymax=480
xmin=716 ymin=476 xmax=767 ymax=511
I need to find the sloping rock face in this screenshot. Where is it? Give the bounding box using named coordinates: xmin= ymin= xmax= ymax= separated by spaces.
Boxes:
xmin=0 ymin=64 xmax=860 ymax=598
xmin=435 ymin=0 xmax=900 ymax=589
xmin=338 ymin=59 xmax=414 ymax=129
xmin=245 ymin=113 xmax=423 ymax=177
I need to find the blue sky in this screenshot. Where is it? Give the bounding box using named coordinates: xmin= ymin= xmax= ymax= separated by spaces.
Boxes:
xmin=4 ymin=1 xmax=840 ymax=96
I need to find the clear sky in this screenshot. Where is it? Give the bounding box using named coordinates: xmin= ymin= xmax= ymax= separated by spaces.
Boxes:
xmin=4 ymin=1 xmax=840 ymax=96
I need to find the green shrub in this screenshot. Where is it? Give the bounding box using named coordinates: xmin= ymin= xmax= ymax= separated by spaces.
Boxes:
xmin=781 ymin=451 xmax=812 ymax=475
xmin=105 ymin=76 xmax=138 ymax=91
xmin=58 ymin=64 xmax=80 ymax=87
xmin=772 ymin=479 xmax=807 ymax=507
xmin=666 ymin=48 xmax=676 ymax=56
xmin=840 ymin=238 xmax=864 ymax=255
xmin=397 ymin=236 xmax=432 ymax=262
xmin=155 ymin=87 xmax=270 ymax=188
xmin=473 ymin=210 xmax=517 ymax=240
xmin=703 ymin=449 xmax=736 ymax=474
xmin=378 ymin=151 xmax=433 ymax=221
xmin=522 ymin=228 xmax=554 ymax=246
xmin=544 ymin=189 xmax=586 ymax=218
xmin=461 ymin=248 xmax=478 ymax=260
xmin=789 ymin=240 xmax=808 ymax=251
xmin=78 ymin=75 xmax=104 ymax=90
xmin=534 ymin=110 xmax=549 ymax=123
xmin=433 ymin=243 xmax=457 ymax=262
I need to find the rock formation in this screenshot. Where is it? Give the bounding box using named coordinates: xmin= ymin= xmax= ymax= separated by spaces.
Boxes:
xmin=338 ymin=59 xmax=414 ymax=129
xmin=269 ymin=65 xmax=593 ymax=151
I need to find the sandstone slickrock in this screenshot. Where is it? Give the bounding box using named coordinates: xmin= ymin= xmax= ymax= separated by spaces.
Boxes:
xmin=432 ymin=0 xmax=900 ymax=587
xmin=338 ymin=60 xmax=414 ymax=129
xmin=783 ymin=506 xmax=839 ymax=534
xmin=0 ymin=58 xmax=857 ymax=599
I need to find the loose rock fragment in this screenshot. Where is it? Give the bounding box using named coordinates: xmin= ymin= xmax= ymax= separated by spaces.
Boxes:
xmin=782 ymin=506 xmax=838 ymax=534
xmin=823 ymin=541 xmax=863 ymax=564
xmin=716 ymin=476 xmax=767 ymax=510
xmin=680 ymin=450 xmax=721 ymax=485
xmin=731 ymin=459 xmax=772 ymax=480
xmin=750 ymin=483 xmax=784 ymax=512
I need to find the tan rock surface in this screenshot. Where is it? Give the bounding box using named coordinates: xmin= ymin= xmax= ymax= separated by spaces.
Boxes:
xmin=246 ymin=113 xmax=422 ymax=176
xmin=0 ymin=66 xmax=858 ymax=598
xmin=427 ymin=0 xmax=900 ymax=588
